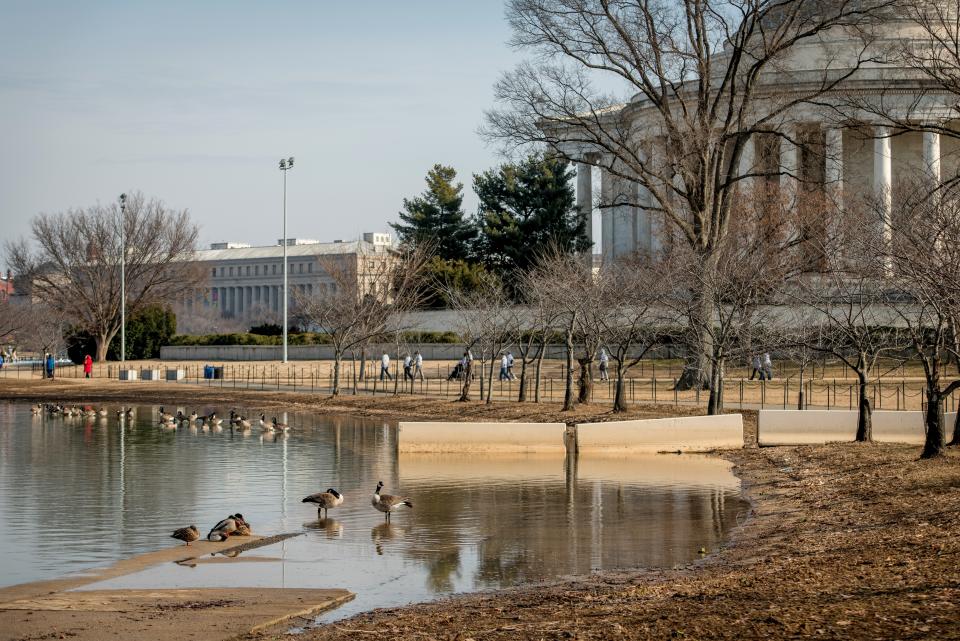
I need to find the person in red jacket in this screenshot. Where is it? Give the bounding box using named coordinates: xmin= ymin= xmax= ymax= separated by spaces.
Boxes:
xmin=83 ymin=354 xmax=93 ymax=379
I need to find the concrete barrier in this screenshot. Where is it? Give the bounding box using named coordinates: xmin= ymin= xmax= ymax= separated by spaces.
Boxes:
xmin=757 ymin=409 xmax=956 ymax=445
xmin=575 ymin=414 xmax=744 ymax=453
xmin=398 ymin=421 xmax=568 ymax=454
xmin=118 ymin=369 xmax=139 ymax=381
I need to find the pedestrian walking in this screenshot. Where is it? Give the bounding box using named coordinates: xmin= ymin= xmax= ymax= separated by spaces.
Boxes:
xmin=599 ymin=348 xmax=609 ymax=381
xmin=403 ymin=354 xmax=414 ymax=381
xmin=380 ymin=352 xmax=393 ymax=381
xmin=499 ymin=353 xmax=510 ymax=381
xmin=749 ymin=354 xmax=763 ymax=381
xmin=83 ymin=354 xmax=93 ymax=379
xmin=0 ymin=352 xmax=4 ymax=370
xmin=414 ymin=351 xmax=424 ymax=381
xmin=506 ymin=351 xmax=516 ymax=380
xmin=762 ymin=352 xmax=774 ymax=380
xmin=44 ymin=352 xmax=55 ymax=380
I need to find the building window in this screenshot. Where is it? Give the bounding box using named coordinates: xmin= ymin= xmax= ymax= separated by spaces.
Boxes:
xmin=212 ymin=268 xmax=217 ymax=277
xmin=308 ymin=263 xmax=313 ymax=273
xmin=272 ymin=265 xmax=277 ymax=275
xmin=229 ymin=266 xmax=234 ymax=277
xmin=246 ymin=266 xmax=251 ymax=276
xmin=255 ymin=265 xmax=259 ymax=276
xmin=298 ymin=263 xmax=304 ymax=274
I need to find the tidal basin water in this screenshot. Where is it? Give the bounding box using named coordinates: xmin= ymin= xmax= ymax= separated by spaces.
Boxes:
xmin=0 ymin=402 xmax=747 ymax=621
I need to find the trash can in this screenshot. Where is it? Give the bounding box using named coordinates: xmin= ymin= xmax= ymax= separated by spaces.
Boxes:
xmin=203 ymin=365 xmax=214 ymax=379
xmin=212 ymin=366 xmax=224 ymax=380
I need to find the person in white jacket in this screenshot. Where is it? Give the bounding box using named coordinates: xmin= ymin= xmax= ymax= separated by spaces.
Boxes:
xmin=380 ymin=352 xmax=392 ymax=381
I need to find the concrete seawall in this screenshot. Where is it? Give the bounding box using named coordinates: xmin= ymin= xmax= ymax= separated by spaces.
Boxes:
xmin=757 ymin=409 xmax=957 ymax=445
xmin=398 ymin=415 xmax=744 ymax=454
xmin=576 ymin=415 xmax=744 ymax=453
xmin=398 ymin=421 xmax=568 ymax=453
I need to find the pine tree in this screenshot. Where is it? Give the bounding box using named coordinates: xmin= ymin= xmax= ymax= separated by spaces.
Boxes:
xmin=473 ymin=153 xmax=588 ymax=275
xmin=391 ymin=164 xmax=477 ymax=260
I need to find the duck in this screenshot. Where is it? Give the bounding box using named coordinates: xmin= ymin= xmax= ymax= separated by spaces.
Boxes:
xmin=170 ymin=525 xmax=200 ymax=546
xmin=371 ymin=481 xmax=412 ymax=522
xmin=302 ymin=488 xmax=344 ymax=519
xmin=233 ymin=514 xmax=252 ymax=536
xmin=207 ymin=516 xmax=238 ymax=541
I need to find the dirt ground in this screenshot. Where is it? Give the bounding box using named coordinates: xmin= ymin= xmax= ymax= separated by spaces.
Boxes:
xmin=241 ymin=444 xmax=957 ymax=641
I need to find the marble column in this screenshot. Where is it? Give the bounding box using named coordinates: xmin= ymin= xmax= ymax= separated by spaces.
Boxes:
xmin=780 ymin=126 xmax=800 ymax=197
xmin=600 ymin=167 xmax=615 ymax=264
xmin=874 ymin=125 xmax=893 ymax=252
xmin=923 ymin=130 xmax=941 ymax=185
xmin=824 ymin=127 xmax=843 ymax=205
xmin=738 ymin=134 xmax=756 ymax=189
xmin=577 ymin=162 xmax=594 ymax=264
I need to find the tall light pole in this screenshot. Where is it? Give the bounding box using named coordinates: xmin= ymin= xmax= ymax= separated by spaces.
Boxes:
xmin=279 ymin=157 xmax=294 ymax=363
xmin=119 ymin=193 xmax=126 ymax=364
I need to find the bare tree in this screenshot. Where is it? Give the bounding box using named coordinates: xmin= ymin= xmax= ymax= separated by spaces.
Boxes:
xmin=527 ymin=248 xmax=594 ymax=410
xmin=447 ymin=274 xmax=519 ymax=405
xmin=6 ymin=193 xmax=200 ymax=361
xmin=881 ymin=182 xmax=960 ymax=458
xmin=485 ymin=0 xmax=889 ymax=390
xmin=598 ymin=255 xmax=673 ymax=412
xmin=297 ymin=244 xmax=432 ymax=396
xmin=0 ymin=298 xmax=31 ymax=345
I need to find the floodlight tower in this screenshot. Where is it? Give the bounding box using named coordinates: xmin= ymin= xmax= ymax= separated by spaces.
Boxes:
xmin=279 ymin=157 xmax=294 ymax=363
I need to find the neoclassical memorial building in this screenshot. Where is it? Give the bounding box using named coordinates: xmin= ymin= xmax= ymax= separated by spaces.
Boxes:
xmin=559 ymin=10 xmax=959 ymax=264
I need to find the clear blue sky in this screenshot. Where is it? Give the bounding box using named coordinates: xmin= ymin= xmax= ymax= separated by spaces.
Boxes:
xmin=0 ymin=1 xmax=532 ymax=252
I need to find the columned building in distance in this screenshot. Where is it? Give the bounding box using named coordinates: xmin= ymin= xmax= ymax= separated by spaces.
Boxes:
xmin=173 ymin=232 xmax=394 ymax=323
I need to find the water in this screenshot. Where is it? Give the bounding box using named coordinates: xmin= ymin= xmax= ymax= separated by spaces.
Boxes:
xmin=0 ymin=402 xmax=747 ymax=621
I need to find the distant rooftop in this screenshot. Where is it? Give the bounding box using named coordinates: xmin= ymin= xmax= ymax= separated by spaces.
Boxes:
xmin=196 ymin=232 xmax=394 ymax=261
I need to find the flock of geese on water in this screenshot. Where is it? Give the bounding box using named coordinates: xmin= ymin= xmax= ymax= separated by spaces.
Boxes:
xmin=29 ymin=403 xmax=414 ymax=544
xmin=171 ymin=482 xmax=413 ymax=546
xmin=32 ymin=403 xmax=292 ymax=433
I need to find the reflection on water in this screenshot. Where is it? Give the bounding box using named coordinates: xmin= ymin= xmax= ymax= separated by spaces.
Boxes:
xmin=0 ymin=402 xmax=746 ymax=621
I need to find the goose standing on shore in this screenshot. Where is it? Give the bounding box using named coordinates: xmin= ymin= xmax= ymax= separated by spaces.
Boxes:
xmin=171 ymin=525 xmax=200 ymax=546
xmin=371 ymin=481 xmax=412 ymax=522
xmin=302 ymin=488 xmax=344 ymax=519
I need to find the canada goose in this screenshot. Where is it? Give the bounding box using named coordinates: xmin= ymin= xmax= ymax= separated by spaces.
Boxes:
xmin=31 ymin=404 xmax=42 ymax=415
xmin=97 ymin=407 xmax=108 ymax=418
xmin=176 ymin=410 xmax=187 ymax=422
xmin=171 ymin=525 xmax=200 ymax=546
xmin=272 ymin=417 xmax=289 ymax=432
xmin=207 ymin=516 xmax=238 ymax=541
xmin=186 ymin=411 xmax=198 ymax=423
xmin=259 ymin=413 xmax=273 ymax=431
xmin=258 ymin=413 xmax=268 ymax=428
xmin=201 ymin=412 xmax=222 ymax=426
xmin=83 ymin=407 xmax=96 ymax=418
xmin=371 ymin=481 xmax=412 ymax=522
xmin=229 ymin=411 xmax=251 ymax=429
xmin=302 ymin=488 xmax=343 ymax=519
xmin=158 ymin=407 xmax=175 ymax=423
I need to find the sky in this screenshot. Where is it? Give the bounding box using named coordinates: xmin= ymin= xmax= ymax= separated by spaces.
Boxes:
xmin=0 ymin=1 xmax=564 ymax=255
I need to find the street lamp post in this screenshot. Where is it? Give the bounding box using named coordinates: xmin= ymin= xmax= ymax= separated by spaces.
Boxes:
xmin=119 ymin=193 xmax=126 ymax=364
xmin=279 ymin=157 xmax=294 ymax=363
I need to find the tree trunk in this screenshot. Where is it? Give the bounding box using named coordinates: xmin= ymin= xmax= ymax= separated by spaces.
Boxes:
xmin=458 ymin=359 xmax=473 ymax=402
xmin=518 ymin=357 xmax=529 ymax=402
xmin=922 ymin=388 xmax=946 ymax=459
xmin=706 ymin=358 xmax=724 ymax=415
xmin=95 ymin=327 xmax=118 ymax=362
xmin=613 ymin=361 xmax=627 ymax=412
xmin=563 ymin=325 xmax=575 ymax=411
xmin=486 ymin=354 xmax=495 ymax=405
xmin=675 ymin=254 xmax=717 ymax=391
xmin=332 ymin=352 xmax=341 ymax=396
xmin=534 ymin=340 xmax=547 ymax=404
xmin=358 ymin=348 xmax=366 ymax=381
xmin=797 ymin=367 xmax=805 ymax=410
xmin=855 ymin=372 xmax=873 ymax=442
xmin=577 ymin=357 xmax=593 ymax=404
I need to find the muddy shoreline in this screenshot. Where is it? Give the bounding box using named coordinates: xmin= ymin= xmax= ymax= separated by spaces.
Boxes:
xmin=4 ymin=380 xmax=955 ymax=639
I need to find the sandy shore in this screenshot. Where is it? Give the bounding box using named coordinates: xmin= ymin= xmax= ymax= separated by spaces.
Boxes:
xmin=5 ymin=379 xmax=956 ymax=639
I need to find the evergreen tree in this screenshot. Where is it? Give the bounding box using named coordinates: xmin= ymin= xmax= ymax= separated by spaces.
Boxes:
xmin=392 ymin=164 xmax=476 ymax=260
xmin=473 ymin=153 xmax=589 ymax=275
